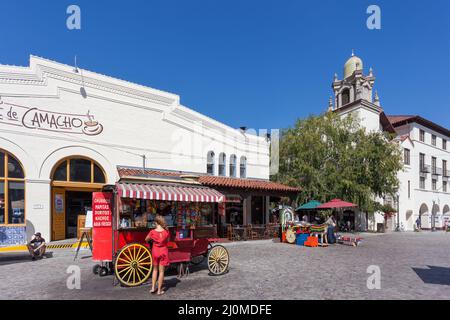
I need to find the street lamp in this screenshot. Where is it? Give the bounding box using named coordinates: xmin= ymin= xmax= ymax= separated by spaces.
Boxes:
xmin=396 ymin=194 xmax=400 ymax=231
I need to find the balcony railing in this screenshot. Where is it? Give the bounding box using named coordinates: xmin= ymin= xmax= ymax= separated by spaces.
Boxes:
xmin=420 ymin=165 xmax=431 ymax=173
xmin=444 ymin=170 xmax=450 ymax=177
xmin=432 ymin=167 xmax=443 ymax=176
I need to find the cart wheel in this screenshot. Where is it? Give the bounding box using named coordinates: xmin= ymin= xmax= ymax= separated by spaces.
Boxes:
xmin=93 ymin=264 xmax=101 ymax=275
xmin=207 ymin=245 xmax=229 ymax=276
xmin=114 ymin=243 xmax=152 ymax=287
xmin=99 ymin=266 xmax=109 ymax=277
xmin=190 ymin=255 xmax=205 ymax=265
xmin=286 ymin=229 xmax=296 ymax=244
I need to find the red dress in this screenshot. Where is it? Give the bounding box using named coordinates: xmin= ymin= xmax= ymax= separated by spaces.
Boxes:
xmin=147 ymin=229 xmax=170 ymax=266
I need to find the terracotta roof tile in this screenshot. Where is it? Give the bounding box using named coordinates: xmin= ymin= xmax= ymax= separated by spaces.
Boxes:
xmin=387 ymin=115 xmax=416 ymax=125
xmin=387 ymin=115 xmax=450 ymax=138
xmin=118 ymin=167 xmax=183 ymax=178
xmin=117 ymin=166 xmax=299 ymax=193
xmin=198 ymin=175 xmax=300 ymax=192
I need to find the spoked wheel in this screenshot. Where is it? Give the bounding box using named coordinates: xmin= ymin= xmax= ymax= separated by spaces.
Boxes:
xmin=207 ymin=245 xmax=230 ymax=276
xmin=286 ymin=229 xmax=296 ymax=244
xmin=114 ymin=243 xmax=152 ymax=287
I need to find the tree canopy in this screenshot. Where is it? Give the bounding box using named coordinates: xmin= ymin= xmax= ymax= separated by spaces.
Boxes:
xmin=273 ymin=112 xmax=403 ymax=213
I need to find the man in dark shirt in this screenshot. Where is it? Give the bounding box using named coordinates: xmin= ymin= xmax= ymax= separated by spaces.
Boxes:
xmin=27 ymin=232 xmax=46 ymax=260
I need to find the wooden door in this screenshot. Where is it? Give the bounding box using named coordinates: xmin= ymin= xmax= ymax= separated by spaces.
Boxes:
xmin=52 ymin=188 xmax=66 ymax=241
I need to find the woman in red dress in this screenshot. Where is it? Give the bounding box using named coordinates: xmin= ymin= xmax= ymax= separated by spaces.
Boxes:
xmin=145 ymin=215 xmax=170 ymax=295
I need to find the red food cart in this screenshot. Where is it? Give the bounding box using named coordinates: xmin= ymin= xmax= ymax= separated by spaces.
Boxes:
xmin=91 ymin=181 xmax=230 ymax=287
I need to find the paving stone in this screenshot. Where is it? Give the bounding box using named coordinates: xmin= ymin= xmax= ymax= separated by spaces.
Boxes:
xmin=1 ymin=232 xmax=450 ymax=299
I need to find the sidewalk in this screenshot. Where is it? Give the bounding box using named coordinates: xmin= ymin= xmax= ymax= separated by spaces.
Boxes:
xmin=0 ymin=238 xmax=89 ymax=253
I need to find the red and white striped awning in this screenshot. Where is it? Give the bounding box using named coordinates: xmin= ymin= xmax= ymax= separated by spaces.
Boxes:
xmin=117 ymin=183 xmax=224 ymax=203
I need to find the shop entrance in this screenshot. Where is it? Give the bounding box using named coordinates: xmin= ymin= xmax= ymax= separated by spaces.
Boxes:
xmin=50 ymin=157 xmax=106 ymax=241
xmin=52 ymin=188 xmax=100 ymax=240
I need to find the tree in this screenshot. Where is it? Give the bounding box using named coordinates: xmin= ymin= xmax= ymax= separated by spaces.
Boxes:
xmin=273 ymin=112 xmax=403 ymax=213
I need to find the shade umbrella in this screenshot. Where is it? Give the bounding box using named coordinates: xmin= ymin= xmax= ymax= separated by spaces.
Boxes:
xmin=317 ymin=199 xmax=358 ymax=232
xmin=317 ymin=199 xmax=357 ymax=209
xmin=295 ymin=200 xmax=322 ymax=223
xmin=296 ymin=200 xmax=322 ymax=211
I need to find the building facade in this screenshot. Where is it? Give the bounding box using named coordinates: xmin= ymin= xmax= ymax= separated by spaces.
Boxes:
xmin=330 ymin=53 xmax=450 ymax=231
xmin=0 ymin=55 xmax=295 ymax=246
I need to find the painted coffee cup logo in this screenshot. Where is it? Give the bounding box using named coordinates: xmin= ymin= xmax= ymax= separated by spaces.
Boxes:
xmin=0 ymin=101 xmax=103 ymax=136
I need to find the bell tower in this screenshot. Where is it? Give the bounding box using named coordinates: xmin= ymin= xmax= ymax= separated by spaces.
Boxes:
xmin=328 ymin=51 xmax=384 ymax=133
xmin=330 ymin=51 xmax=377 ymax=110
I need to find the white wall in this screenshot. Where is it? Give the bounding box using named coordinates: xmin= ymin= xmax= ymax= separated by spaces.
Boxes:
xmin=396 ymin=124 xmax=450 ymax=231
xmin=0 ymin=55 xmax=271 ymax=242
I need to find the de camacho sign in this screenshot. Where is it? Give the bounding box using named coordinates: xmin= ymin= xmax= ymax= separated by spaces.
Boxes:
xmin=0 ymin=100 xmax=103 ymax=136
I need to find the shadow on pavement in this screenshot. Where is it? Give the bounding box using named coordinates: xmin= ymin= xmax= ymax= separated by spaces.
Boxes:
xmin=0 ymin=252 xmax=53 ymax=266
xmin=412 ymin=266 xmax=450 ymax=286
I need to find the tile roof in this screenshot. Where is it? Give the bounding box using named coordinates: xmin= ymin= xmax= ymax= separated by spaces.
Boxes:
xmin=118 ymin=167 xmax=184 ymax=178
xmin=117 ymin=166 xmax=300 ymax=193
xmin=387 ymin=115 xmax=450 ymax=138
xmin=387 ymin=115 xmax=416 ymax=125
xmin=198 ymin=175 xmax=300 ymax=193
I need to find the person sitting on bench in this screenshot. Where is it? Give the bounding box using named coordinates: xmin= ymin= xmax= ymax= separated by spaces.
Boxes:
xmin=27 ymin=232 xmax=46 ymax=260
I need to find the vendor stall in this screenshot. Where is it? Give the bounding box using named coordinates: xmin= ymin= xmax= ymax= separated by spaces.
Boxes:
xmin=91 ymin=181 xmax=231 ymax=287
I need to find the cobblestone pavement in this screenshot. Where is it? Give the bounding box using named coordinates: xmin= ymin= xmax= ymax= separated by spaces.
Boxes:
xmin=1 ymin=232 xmax=450 ymax=300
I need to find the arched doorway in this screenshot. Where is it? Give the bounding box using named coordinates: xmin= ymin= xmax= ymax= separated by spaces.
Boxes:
xmin=419 ymin=203 xmax=429 ymax=229
xmin=443 ymin=205 xmax=450 ymax=230
xmin=51 ymin=157 xmax=106 ymax=240
xmin=432 ymin=203 xmax=440 ymax=230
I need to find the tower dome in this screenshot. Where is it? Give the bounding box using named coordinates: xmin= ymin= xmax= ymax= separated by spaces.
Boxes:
xmin=344 ymin=52 xmax=363 ymax=78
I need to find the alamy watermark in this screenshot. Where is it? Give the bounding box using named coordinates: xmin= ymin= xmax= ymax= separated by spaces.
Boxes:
xmin=366 ymin=265 xmax=381 ymax=290
xmin=169 ymin=122 xmax=280 ymax=177
xmin=66 ymin=265 xmax=81 ymax=290
xmin=66 ymin=5 xmax=81 ymax=30
xmin=367 ymin=5 xmax=381 ymax=30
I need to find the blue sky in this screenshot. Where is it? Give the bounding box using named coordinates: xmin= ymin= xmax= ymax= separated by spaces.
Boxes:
xmin=1 ymin=0 xmax=449 ymax=131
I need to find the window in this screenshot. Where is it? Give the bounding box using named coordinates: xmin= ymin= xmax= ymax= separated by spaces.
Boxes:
xmin=420 ymin=177 xmax=426 ymax=189
xmin=341 ymin=88 xmax=350 ymax=106
xmin=240 ymin=156 xmax=247 ymax=178
xmin=408 ymin=180 xmax=411 ymax=199
xmin=432 ymin=157 xmax=437 ymax=174
xmin=404 ymin=149 xmax=410 ymax=165
xmin=419 ymin=153 xmax=425 ymax=171
xmin=229 ymin=155 xmax=237 ymax=177
xmin=444 ymin=181 xmax=448 ymax=193
xmin=52 ymin=157 xmax=106 ymax=184
xmin=443 ymin=160 xmax=447 ymax=177
xmin=206 ymin=151 xmax=215 ymax=175
xmin=218 ymin=153 xmax=226 ymax=176
xmin=432 ymin=134 xmax=437 ymax=146
xmin=443 ymin=139 xmax=447 ymax=150
xmin=0 ymin=150 xmax=25 ymax=225
xmin=432 ymin=179 xmax=437 ymax=191
xmin=420 ymin=129 xmax=425 ymax=142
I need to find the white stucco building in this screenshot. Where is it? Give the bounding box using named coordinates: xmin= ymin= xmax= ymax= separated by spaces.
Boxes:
xmin=330 ymin=53 xmax=450 ymax=231
xmin=0 ymin=55 xmax=297 ymax=246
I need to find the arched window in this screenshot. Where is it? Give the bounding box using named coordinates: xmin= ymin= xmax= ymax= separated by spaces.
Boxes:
xmin=206 ymin=151 xmax=215 ymax=175
xmin=218 ymin=153 xmax=226 ymax=176
xmin=52 ymin=157 xmax=106 ymax=184
xmin=240 ymin=156 xmax=247 ymax=178
xmin=229 ymin=155 xmax=237 ymax=177
xmin=0 ymin=150 xmax=25 ymax=225
xmin=341 ymin=88 xmax=350 ymax=106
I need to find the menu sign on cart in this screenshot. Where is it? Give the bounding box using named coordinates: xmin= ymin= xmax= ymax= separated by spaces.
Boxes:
xmin=93 ymin=193 xmax=112 ymax=227
xmin=92 ymin=192 xmax=113 ymax=261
